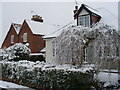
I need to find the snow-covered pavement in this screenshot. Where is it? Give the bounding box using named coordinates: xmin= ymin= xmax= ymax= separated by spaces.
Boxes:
xmin=0 ymin=80 xmax=35 ymax=90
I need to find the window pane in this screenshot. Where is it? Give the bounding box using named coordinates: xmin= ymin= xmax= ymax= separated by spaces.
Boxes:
xmin=78 ymin=15 xmax=90 ymax=27
xmin=11 ymin=35 xmax=14 ymax=44
xmin=23 ymin=33 xmax=27 ymax=42
xmin=85 ymin=16 xmax=90 ymax=27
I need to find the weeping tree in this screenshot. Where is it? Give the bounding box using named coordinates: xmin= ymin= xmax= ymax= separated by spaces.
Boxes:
xmin=52 ymin=24 xmax=120 ymax=67
xmin=52 ymin=26 xmax=100 ymax=66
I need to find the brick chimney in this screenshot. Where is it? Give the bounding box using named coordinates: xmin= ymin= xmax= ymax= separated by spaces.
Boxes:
xmin=73 ymin=6 xmax=78 ymax=20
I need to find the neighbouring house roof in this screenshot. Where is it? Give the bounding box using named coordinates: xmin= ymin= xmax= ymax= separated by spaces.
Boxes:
xmin=43 ymin=21 xmax=77 ymax=39
xmin=96 ymin=8 xmax=118 ymax=29
xmin=25 ymin=19 xmax=62 ymax=36
xmin=42 ymin=29 xmax=62 ymax=39
xmin=12 ymin=23 xmax=22 ymax=34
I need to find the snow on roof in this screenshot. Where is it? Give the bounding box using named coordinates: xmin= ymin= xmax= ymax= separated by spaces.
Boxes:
xmin=40 ymin=47 xmax=46 ymax=52
xmin=43 ymin=20 xmax=77 ymax=39
xmin=83 ymin=4 xmax=118 ymax=29
xmin=30 ymin=53 xmax=44 ymax=56
xmin=25 ymin=20 xmax=62 ymax=36
xmin=12 ymin=23 xmax=22 ymax=34
xmin=97 ymin=8 xmax=118 ymax=30
xmin=83 ymin=4 xmax=102 ymax=17
xmin=78 ymin=4 xmax=118 ymax=30
xmin=43 ymin=29 xmax=62 ymax=39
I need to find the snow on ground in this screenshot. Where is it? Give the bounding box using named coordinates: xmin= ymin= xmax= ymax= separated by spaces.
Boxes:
xmin=0 ymin=80 xmax=35 ymax=90
xmin=96 ymin=71 xmax=119 ymax=87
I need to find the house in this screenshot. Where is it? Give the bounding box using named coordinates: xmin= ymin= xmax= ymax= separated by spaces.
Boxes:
xmin=43 ymin=3 xmax=119 ymax=64
xmin=1 ymin=19 xmax=61 ymax=54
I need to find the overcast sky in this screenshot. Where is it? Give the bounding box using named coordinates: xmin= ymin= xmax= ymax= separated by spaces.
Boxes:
xmin=0 ymin=1 xmax=119 ymax=47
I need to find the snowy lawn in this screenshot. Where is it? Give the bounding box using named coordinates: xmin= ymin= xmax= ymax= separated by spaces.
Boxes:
xmin=0 ymin=80 xmax=35 ymax=90
xmin=97 ymin=71 xmax=119 ymax=87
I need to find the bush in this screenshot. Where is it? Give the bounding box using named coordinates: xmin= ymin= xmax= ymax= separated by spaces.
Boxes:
xmin=6 ymin=43 xmax=31 ymax=61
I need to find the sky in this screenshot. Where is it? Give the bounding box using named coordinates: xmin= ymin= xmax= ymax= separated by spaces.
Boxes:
xmin=0 ymin=0 xmax=119 ymax=47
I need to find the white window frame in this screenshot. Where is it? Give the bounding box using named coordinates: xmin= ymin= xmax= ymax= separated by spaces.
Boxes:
xmin=23 ymin=33 xmax=27 ymax=42
xmin=11 ymin=35 xmax=14 ymax=44
xmin=78 ymin=15 xmax=90 ymax=27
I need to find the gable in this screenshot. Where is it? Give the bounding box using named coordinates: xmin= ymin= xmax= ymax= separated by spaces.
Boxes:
xmin=1 ymin=24 xmax=18 ymax=48
xmin=19 ymin=20 xmax=34 ymax=34
xmin=12 ymin=23 xmax=22 ymax=34
xmin=78 ymin=8 xmax=89 ymax=16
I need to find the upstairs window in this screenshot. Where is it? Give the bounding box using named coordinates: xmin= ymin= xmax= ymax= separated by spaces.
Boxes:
xmin=11 ymin=35 xmax=14 ymax=44
xmin=23 ymin=33 xmax=27 ymax=42
xmin=78 ymin=15 xmax=90 ymax=27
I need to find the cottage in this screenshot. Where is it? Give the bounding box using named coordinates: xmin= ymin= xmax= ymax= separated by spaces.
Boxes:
xmin=43 ymin=3 xmax=119 ymax=64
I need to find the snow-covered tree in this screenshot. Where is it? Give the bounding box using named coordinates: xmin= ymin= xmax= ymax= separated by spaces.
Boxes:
xmin=52 ymin=24 xmax=120 ymax=68
xmin=0 ymin=49 xmax=9 ymax=60
xmin=5 ymin=43 xmax=31 ymax=61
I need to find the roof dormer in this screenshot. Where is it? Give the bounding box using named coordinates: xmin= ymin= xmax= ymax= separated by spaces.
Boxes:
xmin=74 ymin=4 xmax=101 ymax=27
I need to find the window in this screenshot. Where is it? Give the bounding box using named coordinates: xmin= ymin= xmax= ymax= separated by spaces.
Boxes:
xmin=78 ymin=15 xmax=90 ymax=27
xmin=116 ymin=46 xmax=119 ymax=57
xmin=23 ymin=33 xmax=27 ymax=42
xmin=11 ymin=35 xmax=14 ymax=44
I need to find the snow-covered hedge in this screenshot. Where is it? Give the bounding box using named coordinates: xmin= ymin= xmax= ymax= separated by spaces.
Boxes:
xmin=0 ymin=43 xmax=31 ymax=61
xmin=1 ymin=60 xmax=96 ymax=89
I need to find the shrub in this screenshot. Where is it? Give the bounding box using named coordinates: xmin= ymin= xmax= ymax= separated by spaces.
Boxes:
xmin=28 ymin=55 xmax=45 ymax=62
xmin=6 ymin=43 xmax=31 ymax=61
xmin=1 ymin=61 xmax=96 ymax=89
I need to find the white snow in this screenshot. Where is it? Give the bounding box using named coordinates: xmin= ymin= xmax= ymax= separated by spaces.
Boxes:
xmin=0 ymin=80 xmax=34 ymax=89
xmin=0 ymin=60 xmax=94 ymax=73
xmin=40 ymin=48 xmax=46 ymax=52
xmin=97 ymin=8 xmax=118 ymax=30
xmin=84 ymin=4 xmax=102 ymax=17
xmin=1 ymin=43 xmax=31 ymax=60
xmin=97 ymin=72 xmax=119 ymax=87
xmin=30 ymin=53 xmax=44 ymax=56
xmin=43 ymin=21 xmax=77 ymax=39
xmin=25 ymin=19 xmax=62 ymax=36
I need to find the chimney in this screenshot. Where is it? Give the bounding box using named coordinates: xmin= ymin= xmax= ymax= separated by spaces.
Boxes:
xmin=31 ymin=14 xmax=43 ymax=22
xmin=73 ymin=6 xmax=78 ymax=20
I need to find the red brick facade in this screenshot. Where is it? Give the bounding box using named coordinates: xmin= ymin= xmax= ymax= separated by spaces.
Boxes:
xmin=1 ymin=20 xmax=45 ymax=53
xmin=1 ymin=24 xmax=18 ymax=48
